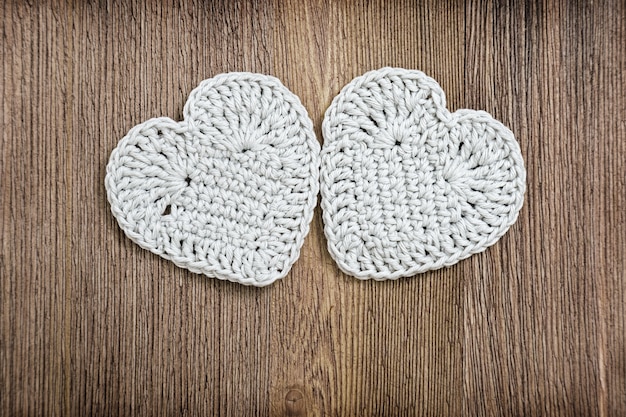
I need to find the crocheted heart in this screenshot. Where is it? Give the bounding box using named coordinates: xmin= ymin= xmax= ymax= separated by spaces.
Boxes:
xmin=321 ymin=68 xmax=526 ymax=280
xmin=106 ymin=73 xmax=319 ymax=286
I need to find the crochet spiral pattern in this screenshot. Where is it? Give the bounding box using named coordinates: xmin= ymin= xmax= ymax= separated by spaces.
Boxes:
xmin=106 ymin=73 xmax=320 ymax=286
xmin=321 ymin=68 xmax=526 ymax=280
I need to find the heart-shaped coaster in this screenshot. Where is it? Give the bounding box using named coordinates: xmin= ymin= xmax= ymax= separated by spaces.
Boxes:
xmin=106 ymin=73 xmax=320 ymax=286
xmin=321 ymin=68 xmax=526 ymax=280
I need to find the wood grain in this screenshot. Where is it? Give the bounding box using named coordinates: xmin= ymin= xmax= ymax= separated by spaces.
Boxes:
xmin=1 ymin=0 xmax=624 ymax=415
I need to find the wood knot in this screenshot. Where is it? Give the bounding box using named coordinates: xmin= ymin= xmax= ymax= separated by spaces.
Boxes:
xmin=285 ymin=388 xmax=305 ymax=415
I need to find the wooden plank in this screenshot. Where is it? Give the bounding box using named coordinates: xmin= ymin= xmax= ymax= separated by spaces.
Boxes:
xmin=0 ymin=0 xmax=624 ymax=415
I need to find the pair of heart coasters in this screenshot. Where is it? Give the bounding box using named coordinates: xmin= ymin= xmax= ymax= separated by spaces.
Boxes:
xmin=105 ymin=68 xmax=526 ymax=287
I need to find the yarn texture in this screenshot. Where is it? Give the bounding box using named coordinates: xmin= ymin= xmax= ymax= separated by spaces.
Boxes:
xmin=106 ymin=73 xmax=320 ymax=286
xmin=321 ymin=68 xmax=526 ymax=280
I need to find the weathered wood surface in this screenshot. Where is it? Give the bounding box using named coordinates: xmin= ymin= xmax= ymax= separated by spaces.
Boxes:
xmin=1 ymin=1 xmax=624 ymax=415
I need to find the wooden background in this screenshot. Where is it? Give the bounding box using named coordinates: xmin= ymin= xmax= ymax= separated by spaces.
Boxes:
xmin=1 ymin=0 xmax=625 ymax=415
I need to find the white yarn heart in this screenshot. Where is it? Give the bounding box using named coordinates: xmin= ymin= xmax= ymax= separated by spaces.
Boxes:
xmin=321 ymin=68 xmax=526 ymax=280
xmin=106 ymin=73 xmax=320 ymax=286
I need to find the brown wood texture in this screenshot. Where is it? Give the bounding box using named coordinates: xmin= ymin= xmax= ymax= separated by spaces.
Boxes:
xmin=1 ymin=1 xmax=625 ymax=416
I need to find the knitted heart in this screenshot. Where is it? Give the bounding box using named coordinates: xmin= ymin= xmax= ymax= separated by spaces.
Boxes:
xmin=321 ymin=68 xmax=526 ymax=280
xmin=106 ymin=73 xmax=319 ymax=286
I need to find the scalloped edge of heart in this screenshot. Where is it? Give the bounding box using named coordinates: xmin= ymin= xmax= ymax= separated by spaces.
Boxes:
xmin=105 ymin=73 xmax=320 ymax=287
xmin=320 ymin=67 xmax=527 ymax=280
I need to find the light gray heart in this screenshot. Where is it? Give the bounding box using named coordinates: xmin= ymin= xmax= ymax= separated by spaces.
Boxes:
xmin=321 ymin=68 xmax=526 ymax=280
xmin=106 ymin=73 xmax=319 ymax=286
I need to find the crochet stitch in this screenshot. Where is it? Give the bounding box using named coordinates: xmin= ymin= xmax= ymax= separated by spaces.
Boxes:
xmin=321 ymin=68 xmax=526 ymax=280
xmin=106 ymin=73 xmax=320 ymax=286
